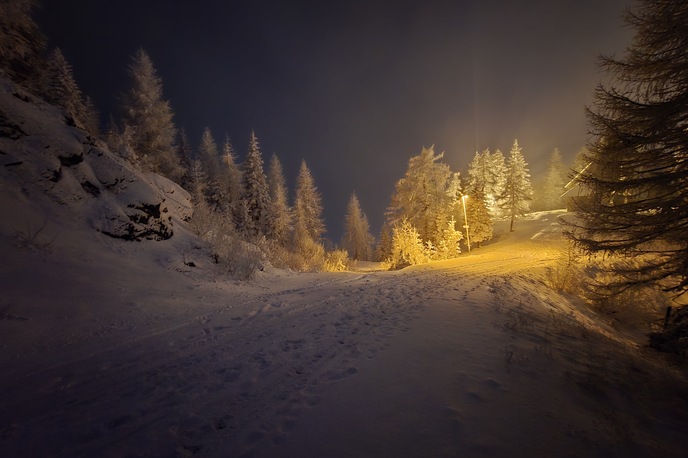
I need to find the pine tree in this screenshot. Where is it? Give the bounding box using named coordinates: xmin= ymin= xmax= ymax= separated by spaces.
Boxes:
xmin=0 ymin=0 xmax=45 ymax=89
xmin=81 ymin=96 xmax=100 ymax=137
xmin=294 ymin=159 xmax=325 ymax=241
xmin=467 ymin=148 xmax=507 ymax=216
xmin=220 ymin=136 xmax=243 ymax=227
xmin=465 ymin=185 xmax=493 ymax=247
xmin=387 ymin=146 xmax=451 ymax=244
xmin=121 ymin=49 xmax=180 ymax=181
xmin=343 ymin=192 xmax=373 ymax=261
xmin=499 ymin=140 xmax=533 ymax=232
xmin=565 ymin=0 xmax=688 ymax=294
xmin=43 ymin=48 xmax=84 ymax=113
xmin=542 ymin=148 xmax=567 ymax=210
xmin=198 ymin=127 xmax=220 ymax=182
xmin=241 ymin=131 xmax=272 ymax=238
xmin=434 ymin=217 xmax=462 ymax=260
xmin=375 ymin=222 xmax=393 ymax=262
xmin=176 ymin=127 xmax=194 ymax=190
xmin=196 ymin=127 xmax=222 ymax=208
xmin=267 ymin=154 xmax=291 ymax=244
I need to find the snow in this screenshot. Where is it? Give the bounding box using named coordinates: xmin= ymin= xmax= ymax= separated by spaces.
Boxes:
xmin=1 ymin=78 xmax=688 ymax=457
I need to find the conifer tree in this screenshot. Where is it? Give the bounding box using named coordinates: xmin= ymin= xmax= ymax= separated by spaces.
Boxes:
xmin=176 ymin=127 xmax=194 ymax=190
xmin=241 ymin=131 xmax=272 ymax=238
xmin=121 ymin=49 xmax=180 ymax=181
xmin=343 ymin=192 xmax=373 ymax=261
xmin=219 ymin=136 xmax=242 ymax=219
xmin=467 ymin=148 xmax=507 ymax=216
xmin=499 ymin=140 xmax=533 ymax=231
xmin=197 ymin=127 xmax=220 ymax=182
xmin=566 ymin=0 xmax=688 ymax=294
xmin=542 ymin=148 xmax=567 ymax=210
xmin=465 ymin=186 xmax=493 ymax=247
xmin=375 ymin=222 xmax=394 ymax=262
xmin=0 ymin=0 xmax=45 ymax=89
xmin=43 ymin=48 xmax=85 ymax=116
xmin=294 ymin=159 xmax=325 ymax=241
xmin=267 ymin=154 xmax=291 ymax=244
xmin=387 ymin=146 xmax=451 ymax=244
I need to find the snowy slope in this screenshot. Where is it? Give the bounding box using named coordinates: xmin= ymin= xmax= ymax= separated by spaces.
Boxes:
xmin=1 ymin=78 xmax=687 ymax=457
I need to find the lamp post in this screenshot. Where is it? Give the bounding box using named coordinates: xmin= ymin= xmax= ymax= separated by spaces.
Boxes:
xmin=461 ymin=195 xmax=471 ymax=253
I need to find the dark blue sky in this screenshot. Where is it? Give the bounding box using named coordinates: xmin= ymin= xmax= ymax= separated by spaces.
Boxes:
xmin=36 ymin=0 xmax=635 ymax=242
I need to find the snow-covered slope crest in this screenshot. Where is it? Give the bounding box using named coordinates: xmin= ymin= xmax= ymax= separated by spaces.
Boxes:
xmin=0 ymin=76 xmax=191 ymax=242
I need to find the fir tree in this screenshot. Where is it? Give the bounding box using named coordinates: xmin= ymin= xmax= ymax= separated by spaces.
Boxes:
xmin=465 ymin=186 xmax=493 ymax=247
xmin=565 ymin=0 xmax=688 ymax=294
xmin=197 ymin=128 xmax=222 ymax=207
xmin=467 ymin=148 xmax=507 ymax=216
xmin=499 ymin=140 xmax=533 ymax=232
xmin=0 ymin=0 xmax=45 ymax=89
xmin=121 ymin=49 xmax=180 ymax=181
xmin=198 ymin=127 xmax=220 ymax=182
xmin=177 ymin=127 xmax=194 ymax=190
xmin=542 ymin=148 xmax=567 ymax=210
xmin=241 ymin=131 xmax=272 ymax=238
xmin=267 ymin=154 xmax=291 ymax=244
xmin=343 ymin=192 xmax=373 ymax=261
xmin=375 ymin=222 xmax=393 ymax=262
xmin=387 ymin=146 xmax=451 ymax=244
xmin=221 ymin=136 xmax=243 ymax=227
xmin=294 ymin=159 xmax=325 ymax=241
xmin=43 ymin=48 xmax=85 ymax=117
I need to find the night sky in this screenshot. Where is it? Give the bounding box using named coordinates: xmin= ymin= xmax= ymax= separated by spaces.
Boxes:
xmin=35 ymin=0 xmax=635 ymax=242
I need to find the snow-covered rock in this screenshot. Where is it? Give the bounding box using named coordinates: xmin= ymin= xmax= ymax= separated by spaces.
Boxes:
xmin=0 ymin=76 xmax=186 ymax=242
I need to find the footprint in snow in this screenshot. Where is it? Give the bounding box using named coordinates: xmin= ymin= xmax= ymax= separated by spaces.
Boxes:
xmin=326 ymin=366 xmax=359 ymax=381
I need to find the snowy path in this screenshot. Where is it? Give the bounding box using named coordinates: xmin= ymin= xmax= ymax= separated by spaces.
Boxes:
xmin=1 ymin=213 xmax=687 ymax=457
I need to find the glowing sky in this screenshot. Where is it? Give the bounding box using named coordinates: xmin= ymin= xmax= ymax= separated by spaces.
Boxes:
xmin=36 ymin=0 xmax=635 ymax=242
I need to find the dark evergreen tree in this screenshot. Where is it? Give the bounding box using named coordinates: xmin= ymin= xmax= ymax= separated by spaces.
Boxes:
xmin=121 ymin=49 xmax=180 ymax=181
xmin=241 ymin=131 xmax=271 ymax=238
xmin=565 ymin=0 xmax=688 ymax=294
xmin=267 ymin=154 xmax=291 ymax=244
xmin=465 ymin=186 xmax=493 ymax=247
xmin=0 ymin=0 xmax=45 ymax=89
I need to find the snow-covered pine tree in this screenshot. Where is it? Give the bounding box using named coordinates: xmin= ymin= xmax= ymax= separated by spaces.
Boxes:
xmin=542 ymin=148 xmax=567 ymax=210
xmin=499 ymin=140 xmax=533 ymax=232
xmin=221 ymin=136 xmax=243 ymax=222
xmin=196 ymin=127 xmax=223 ymax=208
xmin=267 ymin=154 xmax=291 ymax=244
xmin=467 ymin=148 xmax=507 ymax=216
xmin=386 ymin=145 xmax=451 ymax=244
xmin=465 ymin=185 xmax=493 ymax=247
xmin=375 ymin=222 xmax=393 ymax=262
xmin=294 ymin=159 xmax=325 ymax=241
xmin=42 ymin=48 xmax=87 ymax=126
xmin=565 ymin=0 xmax=688 ymax=295
xmin=176 ymin=127 xmax=194 ymax=190
xmin=434 ymin=217 xmax=462 ymax=260
xmin=197 ymin=127 xmax=220 ymax=182
xmin=121 ymin=49 xmax=181 ymax=181
xmin=445 ymin=171 xmax=463 ymax=223
xmin=0 ymin=0 xmax=45 ymax=90
xmin=80 ymin=96 xmax=100 ymax=137
xmin=189 ymin=159 xmax=208 ymax=205
xmin=241 ymin=131 xmax=272 ymax=238
xmin=343 ymin=192 xmax=373 ymax=261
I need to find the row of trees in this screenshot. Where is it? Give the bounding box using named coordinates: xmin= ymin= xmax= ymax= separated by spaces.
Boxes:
xmin=377 ymin=139 xmax=537 ymax=267
xmin=1 ymin=2 xmax=376 ymax=271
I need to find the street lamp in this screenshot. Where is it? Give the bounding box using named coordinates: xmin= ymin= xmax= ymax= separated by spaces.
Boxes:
xmin=461 ymin=195 xmax=471 ymax=253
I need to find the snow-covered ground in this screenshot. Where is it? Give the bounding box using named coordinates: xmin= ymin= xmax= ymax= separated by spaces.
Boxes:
xmin=1 ymin=77 xmax=687 ymax=457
